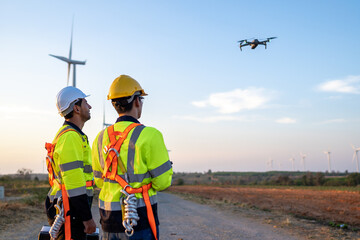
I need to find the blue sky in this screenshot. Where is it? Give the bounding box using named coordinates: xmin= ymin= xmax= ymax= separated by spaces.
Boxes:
xmin=1 ymin=1 xmax=360 ymax=174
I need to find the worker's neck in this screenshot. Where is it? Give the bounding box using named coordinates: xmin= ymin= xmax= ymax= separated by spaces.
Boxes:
xmin=118 ymin=112 xmax=138 ymax=120
xmin=66 ymin=117 xmax=84 ymax=130
xmin=119 ymin=108 xmax=139 ymax=120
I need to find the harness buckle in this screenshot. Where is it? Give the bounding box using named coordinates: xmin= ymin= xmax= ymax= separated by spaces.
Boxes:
xmin=106 ymin=147 xmax=120 ymax=158
xmin=46 ymin=155 xmax=53 ymax=164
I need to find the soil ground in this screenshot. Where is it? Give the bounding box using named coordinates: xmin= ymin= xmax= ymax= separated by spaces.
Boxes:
xmin=168 ymin=185 xmax=360 ymax=239
xmin=1 ymin=186 xmax=360 ymax=240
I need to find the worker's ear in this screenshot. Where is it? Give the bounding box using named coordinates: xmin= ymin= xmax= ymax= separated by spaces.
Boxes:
xmin=134 ymin=97 xmax=140 ymax=107
xmin=73 ymin=105 xmax=81 ymax=114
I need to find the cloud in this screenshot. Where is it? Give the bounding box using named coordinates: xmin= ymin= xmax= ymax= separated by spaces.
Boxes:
xmin=276 ymin=117 xmax=296 ymax=124
xmin=192 ymin=87 xmax=274 ymax=114
xmin=175 ymin=115 xmax=247 ymax=123
xmin=320 ymin=118 xmax=346 ymax=124
xmin=317 ymin=75 xmax=360 ymax=94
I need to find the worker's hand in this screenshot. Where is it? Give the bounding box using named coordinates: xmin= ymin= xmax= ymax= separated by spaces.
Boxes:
xmin=83 ymin=218 xmax=96 ymax=234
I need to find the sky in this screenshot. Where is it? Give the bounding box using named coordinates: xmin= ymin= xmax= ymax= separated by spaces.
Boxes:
xmin=1 ymin=0 xmax=360 ymax=174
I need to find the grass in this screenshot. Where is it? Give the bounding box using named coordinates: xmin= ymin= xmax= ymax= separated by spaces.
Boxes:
xmin=0 ymin=177 xmax=50 ymax=232
xmin=180 ymin=183 xmax=360 ymax=192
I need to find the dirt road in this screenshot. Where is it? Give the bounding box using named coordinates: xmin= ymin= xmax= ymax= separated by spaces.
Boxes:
xmin=158 ymin=192 xmax=303 ymax=240
xmin=1 ymin=192 xmax=355 ymax=240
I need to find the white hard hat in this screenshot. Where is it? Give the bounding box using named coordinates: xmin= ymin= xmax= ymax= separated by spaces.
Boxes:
xmin=56 ymin=86 xmax=89 ymax=117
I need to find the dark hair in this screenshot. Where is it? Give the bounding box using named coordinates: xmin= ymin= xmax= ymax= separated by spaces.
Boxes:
xmin=64 ymin=99 xmax=83 ymax=119
xmin=112 ymin=95 xmax=140 ymax=114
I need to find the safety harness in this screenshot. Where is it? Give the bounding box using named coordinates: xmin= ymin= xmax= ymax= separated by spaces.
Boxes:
xmin=102 ymin=123 xmax=158 ymax=240
xmin=45 ymin=126 xmax=93 ymax=240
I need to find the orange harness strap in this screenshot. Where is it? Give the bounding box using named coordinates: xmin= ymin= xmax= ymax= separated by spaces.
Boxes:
xmin=86 ymin=180 xmax=94 ymax=187
xmin=46 ymin=128 xmax=95 ymax=188
xmin=45 ymin=129 xmax=75 ymax=188
xmin=61 ymin=184 xmax=72 ymax=240
xmin=103 ymin=123 xmax=158 ymax=240
xmin=102 ymin=123 xmax=140 ymax=179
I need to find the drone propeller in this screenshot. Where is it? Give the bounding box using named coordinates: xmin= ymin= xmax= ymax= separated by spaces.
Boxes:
xmin=267 ymin=37 xmax=277 ymax=41
xmin=238 ymin=40 xmax=246 ymax=43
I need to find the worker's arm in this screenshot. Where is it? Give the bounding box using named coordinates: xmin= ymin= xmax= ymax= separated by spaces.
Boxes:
xmin=55 ymin=132 xmax=93 ymax=221
xmin=83 ymin=218 xmax=96 ymax=234
xmin=145 ymin=128 xmax=173 ymax=191
xmin=92 ymin=130 xmax=105 ymax=189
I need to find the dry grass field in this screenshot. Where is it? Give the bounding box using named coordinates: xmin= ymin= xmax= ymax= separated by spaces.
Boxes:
xmin=168 ymin=185 xmax=360 ymax=230
xmin=0 ymin=177 xmax=49 ymax=233
xmin=168 ymin=185 xmax=360 ymax=239
xmin=1 ymin=175 xmax=359 ymax=239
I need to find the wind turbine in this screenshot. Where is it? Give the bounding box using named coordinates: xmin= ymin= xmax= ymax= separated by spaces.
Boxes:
xmin=351 ymin=144 xmax=360 ymax=173
xmin=323 ymin=150 xmax=331 ymax=172
xmin=267 ymin=158 xmax=274 ymax=171
xmin=103 ymin=104 xmax=112 ymax=129
xmin=289 ymin=157 xmax=295 ymax=171
xmin=300 ymin=152 xmax=307 ymax=171
xmin=49 ymin=19 xmax=86 ymax=87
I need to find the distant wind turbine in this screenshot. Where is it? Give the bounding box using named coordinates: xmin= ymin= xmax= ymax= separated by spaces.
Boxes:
xmin=267 ymin=158 xmax=274 ymax=171
xmin=289 ymin=157 xmax=295 ymax=171
xmin=323 ymin=150 xmax=331 ymax=172
xmin=103 ymin=104 xmax=112 ymax=129
xmin=300 ymin=152 xmax=307 ymax=171
xmin=49 ymin=19 xmax=86 ymax=87
xmin=351 ymin=144 xmax=360 ymax=173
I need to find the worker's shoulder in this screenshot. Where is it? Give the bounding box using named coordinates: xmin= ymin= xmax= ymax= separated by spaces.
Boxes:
xmin=57 ymin=126 xmax=83 ymax=141
xmin=140 ymin=125 xmax=164 ymax=138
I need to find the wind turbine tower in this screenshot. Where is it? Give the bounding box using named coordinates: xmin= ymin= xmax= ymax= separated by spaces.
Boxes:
xmin=351 ymin=144 xmax=360 ymax=173
xmin=49 ymin=20 xmax=86 ymax=87
xmin=103 ymin=104 xmax=112 ymax=129
xmin=300 ymin=152 xmax=307 ymax=171
xmin=267 ymin=158 xmax=274 ymax=171
xmin=323 ymin=151 xmax=331 ymax=172
xmin=289 ymin=157 xmax=295 ymax=171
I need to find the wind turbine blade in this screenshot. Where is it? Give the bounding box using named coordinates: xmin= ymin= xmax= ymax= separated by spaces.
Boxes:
xmin=49 ymin=54 xmax=70 ymax=63
xmin=353 ymin=152 xmax=356 ymax=163
xmin=69 ymin=18 xmax=74 ymax=60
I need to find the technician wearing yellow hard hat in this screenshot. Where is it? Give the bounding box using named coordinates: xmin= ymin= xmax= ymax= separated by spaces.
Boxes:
xmin=45 ymin=86 xmax=96 ymax=240
xmin=92 ymin=75 xmax=173 ymax=240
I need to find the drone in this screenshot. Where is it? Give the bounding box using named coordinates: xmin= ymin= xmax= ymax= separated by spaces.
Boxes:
xmin=238 ymin=37 xmax=277 ymax=51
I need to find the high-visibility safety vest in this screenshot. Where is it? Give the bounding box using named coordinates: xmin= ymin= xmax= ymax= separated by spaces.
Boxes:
xmin=45 ymin=123 xmax=94 ymax=240
xmin=92 ymin=119 xmax=173 ymax=239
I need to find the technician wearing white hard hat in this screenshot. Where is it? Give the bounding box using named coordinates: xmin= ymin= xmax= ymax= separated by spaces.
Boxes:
xmin=45 ymin=86 xmax=96 ymax=240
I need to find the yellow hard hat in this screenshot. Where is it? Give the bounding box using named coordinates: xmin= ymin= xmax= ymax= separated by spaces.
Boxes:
xmin=107 ymin=75 xmax=148 ymax=100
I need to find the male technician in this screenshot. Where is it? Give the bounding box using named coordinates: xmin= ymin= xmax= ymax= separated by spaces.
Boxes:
xmin=45 ymin=86 xmax=96 ymax=240
xmin=92 ymin=75 xmax=173 ymax=240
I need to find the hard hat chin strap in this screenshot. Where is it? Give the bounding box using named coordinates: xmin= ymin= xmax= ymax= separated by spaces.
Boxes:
xmin=125 ymin=92 xmax=141 ymax=104
xmin=60 ymin=98 xmax=82 ymax=117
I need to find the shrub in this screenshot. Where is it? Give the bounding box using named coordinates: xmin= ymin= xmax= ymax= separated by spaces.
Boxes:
xmin=175 ymin=178 xmax=184 ymax=185
xmin=346 ymin=173 xmax=360 ymax=186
